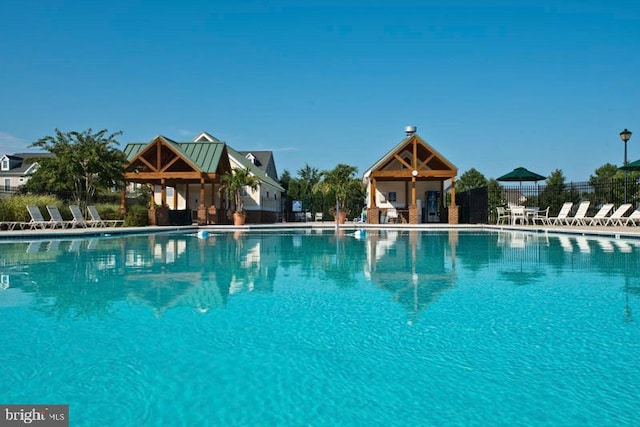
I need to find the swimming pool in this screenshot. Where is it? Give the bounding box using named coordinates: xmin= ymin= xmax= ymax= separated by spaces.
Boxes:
xmin=1 ymin=230 xmax=639 ymax=426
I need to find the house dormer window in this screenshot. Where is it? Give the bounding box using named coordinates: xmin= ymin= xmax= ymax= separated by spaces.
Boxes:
xmin=245 ymin=153 xmax=256 ymax=165
xmin=1 ymin=157 xmax=9 ymax=171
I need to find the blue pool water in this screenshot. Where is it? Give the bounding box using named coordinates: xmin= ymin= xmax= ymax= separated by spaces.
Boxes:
xmin=1 ymin=230 xmax=639 ymax=426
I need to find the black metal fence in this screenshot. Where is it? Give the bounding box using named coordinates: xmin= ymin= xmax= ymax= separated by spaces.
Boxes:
xmin=459 ymin=177 xmax=640 ymax=224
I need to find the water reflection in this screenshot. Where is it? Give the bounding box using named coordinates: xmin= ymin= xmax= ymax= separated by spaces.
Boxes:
xmin=0 ymin=231 xmax=638 ymax=322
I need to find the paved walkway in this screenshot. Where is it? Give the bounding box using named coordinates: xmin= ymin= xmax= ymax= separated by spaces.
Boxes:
xmin=1 ymin=221 xmax=640 ymax=240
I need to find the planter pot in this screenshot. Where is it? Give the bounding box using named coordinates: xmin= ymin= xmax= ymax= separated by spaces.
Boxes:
xmin=336 ymin=211 xmax=347 ymax=224
xmin=233 ymin=212 xmax=246 ymax=226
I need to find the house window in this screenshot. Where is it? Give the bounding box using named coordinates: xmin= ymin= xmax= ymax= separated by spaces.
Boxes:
xmin=1 ymin=159 xmax=8 ymax=171
xmin=3 ymin=179 xmax=10 ymax=192
xmin=266 ymin=191 xmax=269 ymax=198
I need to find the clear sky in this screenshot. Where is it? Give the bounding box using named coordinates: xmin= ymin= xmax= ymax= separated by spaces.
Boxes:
xmin=1 ymin=0 xmax=639 ymax=182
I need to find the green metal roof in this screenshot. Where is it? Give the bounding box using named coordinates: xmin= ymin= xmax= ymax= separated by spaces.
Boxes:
xmin=123 ymin=136 xmax=227 ymax=174
xmin=172 ymin=142 xmax=226 ymax=174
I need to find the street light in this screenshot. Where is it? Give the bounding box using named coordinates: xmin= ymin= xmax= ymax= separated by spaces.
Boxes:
xmin=620 ymin=128 xmax=632 ymax=203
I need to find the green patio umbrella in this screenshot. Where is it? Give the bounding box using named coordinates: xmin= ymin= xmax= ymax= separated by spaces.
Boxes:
xmin=497 ymin=167 xmax=546 ymax=183
xmin=619 ymin=158 xmax=640 ymax=171
xmin=497 ymin=167 xmax=546 ymax=205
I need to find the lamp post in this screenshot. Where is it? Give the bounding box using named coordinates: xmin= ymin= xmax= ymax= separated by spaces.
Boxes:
xmin=620 ymin=128 xmax=632 ymax=203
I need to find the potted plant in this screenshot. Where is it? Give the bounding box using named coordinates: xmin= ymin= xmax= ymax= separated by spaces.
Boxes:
xmin=317 ymin=164 xmax=362 ymax=224
xmin=221 ymin=167 xmax=260 ymax=226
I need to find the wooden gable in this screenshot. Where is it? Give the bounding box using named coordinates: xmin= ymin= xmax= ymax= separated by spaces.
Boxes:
xmin=124 ymin=136 xmax=230 ymax=184
xmin=369 ymin=134 xmax=457 ymax=180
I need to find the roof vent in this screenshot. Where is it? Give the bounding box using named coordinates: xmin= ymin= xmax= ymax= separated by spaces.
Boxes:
xmin=405 ymin=125 xmax=417 ymax=136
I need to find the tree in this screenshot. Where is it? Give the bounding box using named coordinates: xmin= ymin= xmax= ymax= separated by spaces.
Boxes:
xmin=538 ymin=169 xmax=578 ymax=215
xmin=317 ymin=164 xmax=363 ymax=221
xmin=221 ymin=167 xmax=260 ymax=214
xmin=457 ymin=168 xmax=488 ymax=192
xmin=26 ymin=128 xmax=127 ymax=206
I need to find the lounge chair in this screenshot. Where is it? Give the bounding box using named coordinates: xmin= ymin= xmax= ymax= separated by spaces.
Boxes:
xmin=566 ymin=201 xmax=590 ymax=226
xmin=46 ymin=205 xmax=73 ymax=229
xmin=620 ymin=208 xmax=640 ymax=226
xmin=87 ymin=206 xmax=124 ymax=227
xmin=603 ymin=204 xmax=632 ymax=226
xmin=26 ymin=205 xmax=54 ymax=229
xmin=583 ymin=204 xmax=614 ymax=226
xmin=69 ymin=205 xmax=92 ymax=228
xmin=549 ymin=202 xmax=573 ymax=225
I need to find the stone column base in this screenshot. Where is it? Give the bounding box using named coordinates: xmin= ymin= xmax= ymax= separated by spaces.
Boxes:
xmin=367 ymin=207 xmax=379 ymax=224
xmin=409 ymin=204 xmax=418 ymax=224
xmin=197 ymin=207 xmax=207 ymax=225
xmin=448 ymin=205 xmax=459 ymax=224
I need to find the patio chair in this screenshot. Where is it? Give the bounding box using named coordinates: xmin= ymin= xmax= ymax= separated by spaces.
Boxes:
xmin=510 ymin=206 xmax=527 ymax=225
xmin=87 ymin=206 xmax=124 ymax=227
xmin=387 ymin=208 xmax=399 ymax=223
xmin=603 ymin=204 xmax=632 ymax=226
xmin=26 ymin=205 xmax=54 ymax=229
xmin=583 ymin=203 xmax=614 ymax=226
xmin=531 ymin=207 xmax=550 ymax=225
xmin=46 ymin=205 xmax=73 ymax=229
xmin=549 ymin=202 xmax=573 ymax=225
xmin=566 ymin=201 xmax=590 ymax=226
xmin=315 ymin=212 xmax=323 ymax=222
xmin=69 ymin=205 xmax=91 ymax=228
xmin=496 ymin=206 xmax=509 ymax=224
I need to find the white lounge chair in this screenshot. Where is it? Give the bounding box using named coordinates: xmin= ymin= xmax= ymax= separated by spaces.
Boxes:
xmin=603 ymin=204 xmax=632 ymax=226
xmin=87 ymin=206 xmax=124 ymax=227
xmin=583 ymin=203 xmax=614 ymax=226
xmin=566 ymin=201 xmax=590 ymax=226
xmin=549 ymin=202 xmax=573 ymax=225
xmin=621 ymin=208 xmax=640 ymax=226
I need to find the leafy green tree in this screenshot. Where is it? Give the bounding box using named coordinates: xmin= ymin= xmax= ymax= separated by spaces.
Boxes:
xmin=317 ymin=164 xmax=364 ymax=220
xmin=457 ymin=168 xmax=488 ymax=192
xmin=487 ymin=178 xmax=505 ymax=223
xmin=26 ymin=128 xmax=127 ymax=207
xmin=539 ymin=169 xmax=578 ymax=215
xmin=590 ymin=163 xmax=621 ymax=183
xmin=221 ymin=167 xmax=260 ymax=213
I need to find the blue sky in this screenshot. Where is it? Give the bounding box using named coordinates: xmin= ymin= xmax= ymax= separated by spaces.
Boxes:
xmin=1 ymin=0 xmax=639 ymax=182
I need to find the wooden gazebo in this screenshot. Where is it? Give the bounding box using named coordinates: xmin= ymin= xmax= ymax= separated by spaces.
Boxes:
xmin=122 ymin=135 xmax=231 ymax=225
xmin=362 ymin=127 xmax=458 ymax=224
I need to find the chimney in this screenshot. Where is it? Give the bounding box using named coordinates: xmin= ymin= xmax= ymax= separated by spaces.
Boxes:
xmin=405 ymin=125 xmax=417 ymax=136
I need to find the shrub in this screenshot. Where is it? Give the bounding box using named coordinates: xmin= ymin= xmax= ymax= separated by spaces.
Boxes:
xmin=124 ymin=205 xmax=149 ymax=227
xmin=0 ymin=194 xmax=62 ymax=222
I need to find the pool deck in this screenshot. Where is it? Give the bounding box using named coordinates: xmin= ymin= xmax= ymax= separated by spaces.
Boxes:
xmin=1 ymin=221 xmax=640 ymax=241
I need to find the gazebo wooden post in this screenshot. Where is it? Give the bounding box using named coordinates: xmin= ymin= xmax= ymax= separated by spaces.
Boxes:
xmin=148 ymin=183 xmax=157 ymax=225
xmin=448 ymin=177 xmax=458 ymax=224
xmin=197 ymin=177 xmax=206 ymax=225
xmin=119 ymin=180 xmax=127 ymax=214
xmin=368 ymin=178 xmax=379 ymax=224
xmin=409 ymin=175 xmax=418 ymax=224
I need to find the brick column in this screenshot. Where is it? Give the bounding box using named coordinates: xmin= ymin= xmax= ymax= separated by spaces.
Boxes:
xmin=197 ymin=207 xmax=207 ymax=225
xmin=448 ymin=205 xmax=459 ymax=224
xmin=368 ymin=207 xmax=379 ymax=224
xmin=409 ymin=204 xmax=418 ymax=224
